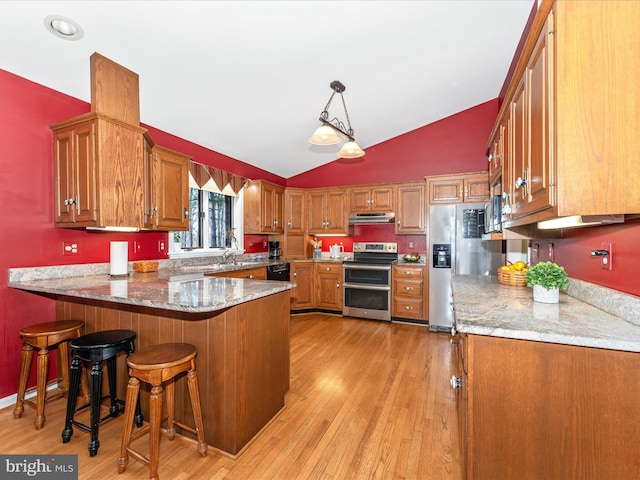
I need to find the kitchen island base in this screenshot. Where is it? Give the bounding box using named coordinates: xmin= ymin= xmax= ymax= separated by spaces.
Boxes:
xmin=56 ymin=289 xmax=290 ymax=457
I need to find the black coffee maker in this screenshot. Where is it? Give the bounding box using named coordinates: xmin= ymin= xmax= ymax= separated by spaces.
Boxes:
xmin=269 ymin=241 xmax=282 ymax=259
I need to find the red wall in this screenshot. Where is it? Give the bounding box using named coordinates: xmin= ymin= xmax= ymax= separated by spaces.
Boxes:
xmin=0 ymin=69 xmax=282 ymax=399
xmin=529 ymin=218 xmax=640 ymax=297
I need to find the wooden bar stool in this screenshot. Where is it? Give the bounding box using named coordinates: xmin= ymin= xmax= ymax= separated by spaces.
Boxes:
xmin=117 ymin=343 xmax=207 ymax=480
xmin=62 ymin=329 xmax=143 ymax=457
xmin=13 ymin=320 xmax=85 ymax=429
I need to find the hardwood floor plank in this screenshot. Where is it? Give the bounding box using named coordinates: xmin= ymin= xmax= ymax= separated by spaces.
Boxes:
xmin=0 ymin=313 xmax=461 ymax=479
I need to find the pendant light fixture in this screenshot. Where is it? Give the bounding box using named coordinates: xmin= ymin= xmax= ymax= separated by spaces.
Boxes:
xmin=309 ymin=80 xmax=365 ymax=158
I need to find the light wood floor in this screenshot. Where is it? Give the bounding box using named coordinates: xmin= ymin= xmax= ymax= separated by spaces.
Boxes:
xmin=0 ymin=313 xmax=461 ymax=479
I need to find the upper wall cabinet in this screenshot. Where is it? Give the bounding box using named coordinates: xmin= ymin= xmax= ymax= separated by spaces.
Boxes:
xmin=308 ymin=188 xmax=349 ymax=235
xmin=244 ymin=180 xmax=284 ymax=234
xmin=427 ymin=172 xmax=490 ymax=205
xmin=52 ymin=113 xmax=146 ymax=229
xmin=350 ymin=185 xmax=395 ymax=213
xmin=52 ymin=53 xmax=191 ymax=231
xmin=491 ymin=0 xmax=640 ymax=228
xmin=284 ymin=188 xmax=306 ymax=234
xmin=395 ymin=182 xmax=426 ymax=234
xmin=144 ymin=142 xmax=190 ymax=231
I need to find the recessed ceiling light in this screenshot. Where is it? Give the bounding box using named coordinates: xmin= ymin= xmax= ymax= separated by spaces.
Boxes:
xmin=44 ymin=15 xmax=84 ymax=41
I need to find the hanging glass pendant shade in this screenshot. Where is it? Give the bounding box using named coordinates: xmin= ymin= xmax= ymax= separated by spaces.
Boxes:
xmin=309 ymin=125 xmax=341 ymax=145
xmin=336 ymin=141 xmax=365 ymax=159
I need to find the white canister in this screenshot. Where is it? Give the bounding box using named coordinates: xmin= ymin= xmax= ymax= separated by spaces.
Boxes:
xmin=110 ymin=241 xmax=129 ymax=276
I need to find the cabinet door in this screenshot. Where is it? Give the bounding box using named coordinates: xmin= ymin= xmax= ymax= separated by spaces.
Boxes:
xmin=510 ymin=77 xmax=527 ymax=218
xmin=463 ymin=173 xmax=490 ymax=203
xmin=396 ymin=183 xmax=426 ymax=234
xmin=285 ymin=234 xmax=306 ymax=259
xmin=349 ymin=187 xmax=371 ymax=213
xmin=53 ymin=122 xmax=98 ymax=226
xmin=526 ymin=13 xmax=555 ymax=216
xmin=273 ymin=185 xmax=284 ymax=233
xmin=429 ymin=178 xmax=463 ymax=204
xmin=307 ymin=190 xmax=327 ymax=233
xmin=315 ymin=263 xmax=342 ymax=311
xmin=152 ymin=146 xmax=190 ymax=230
xmin=370 ymin=186 xmax=394 ymax=212
xmin=325 ymin=189 xmax=348 ymax=234
xmin=291 ymin=262 xmax=315 ymax=310
xmin=284 ymin=189 xmax=306 ymax=233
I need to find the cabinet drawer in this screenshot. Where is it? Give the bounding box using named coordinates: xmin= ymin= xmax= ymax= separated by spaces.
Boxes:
xmin=393 ymin=297 xmax=424 ymax=319
xmin=394 ymin=278 xmax=423 ymax=298
xmin=394 ymin=266 xmax=425 ymax=278
xmin=316 ymin=263 xmax=341 ymax=275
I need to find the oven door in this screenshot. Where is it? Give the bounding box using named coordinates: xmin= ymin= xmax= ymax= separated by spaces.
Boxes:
xmin=343 ymin=284 xmax=391 ymax=322
xmin=343 ymin=264 xmax=391 ymax=285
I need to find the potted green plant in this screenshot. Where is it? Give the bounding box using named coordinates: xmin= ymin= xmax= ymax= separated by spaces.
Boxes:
xmin=525 ymin=261 xmax=570 ymax=303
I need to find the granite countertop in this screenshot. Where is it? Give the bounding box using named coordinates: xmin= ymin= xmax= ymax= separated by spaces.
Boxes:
xmin=8 ymin=265 xmax=293 ymax=314
xmin=452 ymin=274 xmax=640 ymax=352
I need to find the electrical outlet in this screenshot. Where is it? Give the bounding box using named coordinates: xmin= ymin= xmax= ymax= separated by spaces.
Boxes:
xmin=63 ymin=241 xmax=78 ymax=256
xmin=134 ymin=241 xmax=142 ymax=253
xmin=548 ymin=243 xmax=554 ymax=261
xmin=601 ymin=243 xmax=613 ymax=271
xmin=409 ymin=241 xmax=415 ymax=249
xmin=158 ymin=240 xmax=166 ymax=252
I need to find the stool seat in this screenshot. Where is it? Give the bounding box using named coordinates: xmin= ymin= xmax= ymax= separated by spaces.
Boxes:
xmin=13 ymin=320 xmax=84 ymax=429
xmin=118 ymin=343 xmax=207 ymax=480
xmin=62 ymin=329 xmax=143 ymax=457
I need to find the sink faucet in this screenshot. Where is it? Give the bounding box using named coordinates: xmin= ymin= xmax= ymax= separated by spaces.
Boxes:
xmin=222 ymin=250 xmax=236 ymax=264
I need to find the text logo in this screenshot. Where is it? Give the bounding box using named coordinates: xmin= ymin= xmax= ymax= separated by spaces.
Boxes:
xmin=0 ymin=455 xmax=78 ymax=480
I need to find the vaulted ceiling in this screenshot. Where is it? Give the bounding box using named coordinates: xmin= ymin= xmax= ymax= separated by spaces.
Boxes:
xmin=1 ymin=1 xmax=534 ymax=178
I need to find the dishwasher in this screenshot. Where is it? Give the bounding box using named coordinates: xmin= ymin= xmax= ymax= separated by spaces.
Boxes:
xmin=266 ymin=263 xmax=290 ymax=281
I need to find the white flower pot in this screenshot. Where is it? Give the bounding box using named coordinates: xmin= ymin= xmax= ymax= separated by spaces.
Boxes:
xmin=533 ymin=284 xmax=559 ymax=304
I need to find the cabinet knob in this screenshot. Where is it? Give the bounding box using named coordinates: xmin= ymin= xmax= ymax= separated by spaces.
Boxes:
xmin=293 ymin=272 xmax=297 ymax=277
xmin=450 ymin=339 xmax=458 ymax=345
xmin=336 ymin=283 xmax=340 ymax=288
xmin=397 ymin=220 xmax=401 ymax=226
xmin=325 ymin=267 xmax=331 ymax=271
xmin=404 ymin=306 xmax=411 ymax=310
xmin=184 ymin=209 xmax=189 ymax=217
xmin=450 ymin=375 xmax=462 ymax=389
xmin=247 ymin=274 xmax=254 ymax=279
xmin=64 ymin=198 xmax=76 ymax=206
xmin=404 ymin=286 xmax=412 ymax=290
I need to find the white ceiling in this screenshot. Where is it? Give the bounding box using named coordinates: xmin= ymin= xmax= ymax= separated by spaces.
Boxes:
xmin=1 ymin=1 xmax=534 ymax=179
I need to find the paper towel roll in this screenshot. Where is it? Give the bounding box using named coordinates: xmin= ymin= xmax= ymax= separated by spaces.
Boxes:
xmin=110 ymin=241 xmax=129 ymax=276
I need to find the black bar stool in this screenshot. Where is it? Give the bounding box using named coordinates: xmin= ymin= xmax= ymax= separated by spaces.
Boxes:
xmin=62 ymin=329 xmax=143 ymax=456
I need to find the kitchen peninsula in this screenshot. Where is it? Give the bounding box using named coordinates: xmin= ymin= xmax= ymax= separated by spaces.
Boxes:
xmin=8 ymin=263 xmax=293 ymax=457
xmin=451 ymin=274 xmax=640 ymax=479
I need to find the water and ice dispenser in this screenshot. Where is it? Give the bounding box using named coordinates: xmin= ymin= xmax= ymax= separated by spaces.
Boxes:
xmin=432 ymin=244 xmax=451 ymax=269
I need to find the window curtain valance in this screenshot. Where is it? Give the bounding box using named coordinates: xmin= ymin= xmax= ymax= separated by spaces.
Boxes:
xmin=188 ymin=161 xmax=250 ymax=197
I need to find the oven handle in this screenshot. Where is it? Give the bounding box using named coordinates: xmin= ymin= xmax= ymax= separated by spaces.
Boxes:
xmin=343 ymin=283 xmax=390 ymax=291
xmin=342 ymin=264 xmax=392 ymax=271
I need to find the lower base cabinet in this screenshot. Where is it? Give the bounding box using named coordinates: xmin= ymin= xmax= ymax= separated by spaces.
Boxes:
xmin=290 ymin=262 xmax=314 ymax=310
xmin=315 ymin=263 xmax=342 ymax=312
xmin=456 ymin=334 xmax=640 ymax=479
xmin=392 ymin=264 xmax=427 ymax=322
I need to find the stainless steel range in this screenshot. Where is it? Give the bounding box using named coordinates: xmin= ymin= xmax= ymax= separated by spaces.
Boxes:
xmin=342 ymin=242 xmax=397 ymax=322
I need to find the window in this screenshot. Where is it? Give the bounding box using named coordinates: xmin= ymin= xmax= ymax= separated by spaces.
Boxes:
xmin=172 ymin=187 xmax=242 ymax=255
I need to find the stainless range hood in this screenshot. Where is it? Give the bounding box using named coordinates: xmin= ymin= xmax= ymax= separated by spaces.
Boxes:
xmin=348 ymin=212 xmax=396 ymax=225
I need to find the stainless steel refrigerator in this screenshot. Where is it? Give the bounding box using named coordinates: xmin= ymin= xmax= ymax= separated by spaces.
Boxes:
xmin=428 ymin=203 xmax=503 ymax=332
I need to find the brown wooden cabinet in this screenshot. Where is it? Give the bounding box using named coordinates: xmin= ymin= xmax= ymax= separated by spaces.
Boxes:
xmin=308 ymin=188 xmax=349 ymax=235
xmin=395 ymin=182 xmax=426 ymax=234
xmin=315 ymin=262 xmax=342 ymax=311
xmin=490 ymin=1 xmax=640 ymax=228
xmin=284 ymin=188 xmax=306 ymax=234
xmin=427 ymin=172 xmax=490 ymax=205
xmin=144 ymin=143 xmax=190 ymax=231
xmin=457 ymin=333 xmax=640 ymax=479
xmin=243 ymin=180 xmax=284 ymax=234
xmin=52 ymin=113 xmax=146 ymax=229
xmin=290 ymin=261 xmax=315 ymax=310
xmin=349 ymin=185 xmax=395 ymax=213
xmin=392 ymin=264 xmax=427 ymax=322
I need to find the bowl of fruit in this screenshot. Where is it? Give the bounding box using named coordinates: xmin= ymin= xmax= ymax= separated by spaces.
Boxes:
xmin=402 ymin=253 xmax=421 ymax=263
xmin=497 ymin=261 xmax=528 ymax=286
